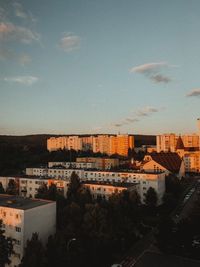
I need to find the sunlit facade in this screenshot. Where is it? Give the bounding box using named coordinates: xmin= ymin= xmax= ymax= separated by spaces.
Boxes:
xmin=0 ymin=195 xmax=56 ymax=267
xmin=156 ymin=133 xmax=199 ymax=152
xmin=47 ymin=134 xmax=134 ymax=156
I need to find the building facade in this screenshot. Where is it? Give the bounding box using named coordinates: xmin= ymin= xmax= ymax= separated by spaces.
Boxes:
xmin=47 ymin=134 xmax=134 ymax=156
xmin=0 ymin=195 xmax=56 ymax=267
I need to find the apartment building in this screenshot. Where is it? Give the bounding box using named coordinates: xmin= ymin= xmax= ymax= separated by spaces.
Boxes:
xmin=183 ymin=152 xmax=200 ymax=173
xmin=0 ymin=176 xmax=69 ymax=199
xmin=82 ymin=170 xmax=165 ymax=204
xmin=47 ymin=134 xmax=134 ymax=156
xmin=47 ymin=136 xmax=82 ymax=152
xmin=48 ymin=161 xmax=96 ymax=169
xmin=0 ymin=195 xmax=56 ymax=267
xmin=83 ymin=181 xmax=139 ymax=200
xmin=156 ymin=133 xmax=199 ymax=153
xmin=1 ymin=167 xmax=165 ymax=204
xmin=76 ymin=157 xmax=119 ymax=170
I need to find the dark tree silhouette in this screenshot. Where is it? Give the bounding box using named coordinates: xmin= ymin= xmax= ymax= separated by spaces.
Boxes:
xmin=144 ymin=187 xmax=158 ymax=207
xmin=6 ymin=179 xmax=18 ymax=195
xmin=0 ymin=220 xmax=13 ymax=267
xmin=19 ymin=233 xmax=46 ymax=267
xmin=0 ymin=182 xmax=5 ymax=194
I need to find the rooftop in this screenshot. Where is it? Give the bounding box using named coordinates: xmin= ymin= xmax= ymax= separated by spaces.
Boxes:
xmin=82 ymin=180 xmax=138 ymax=188
xmin=0 ymin=194 xmax=54 ymax=210
xmin=148 ymin=152 xmax=182 ymax=173
xmin=134 ymin=251 xmax=200 ymax=267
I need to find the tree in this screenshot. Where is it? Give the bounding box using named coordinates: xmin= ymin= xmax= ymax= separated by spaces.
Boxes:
xmin=67 ymin=172 xmax=81 ymax=202
xmin=35 ymin=183 xmax=48 ymax=199
xmin=19 ymin=233 xmax=46 ymax=267
xmin=6 ymin=179 xmax=18 ymax=195
xmin=0 ymin=220 xmax=13 ymax=267
xmin=144 ymin=187 xmax=158 ymax=207
xmin=0 ymin=183 xmax=5 ymax=194
xmin=47 ymin=183 xmax=57 ymax=201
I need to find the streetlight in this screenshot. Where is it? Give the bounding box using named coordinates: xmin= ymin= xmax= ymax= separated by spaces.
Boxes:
xmin=67 ymin=238 xmax=76 ymax=252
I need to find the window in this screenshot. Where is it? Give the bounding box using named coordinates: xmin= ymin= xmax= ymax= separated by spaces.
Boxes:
xmin=16 ymin=227 xmax=21 ymax=232
xmin=15 ymin=240 xmax=21 ymax=245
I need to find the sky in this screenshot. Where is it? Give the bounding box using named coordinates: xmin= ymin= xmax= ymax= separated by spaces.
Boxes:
xmin=0 ymin=0 xmax=200 ymax=135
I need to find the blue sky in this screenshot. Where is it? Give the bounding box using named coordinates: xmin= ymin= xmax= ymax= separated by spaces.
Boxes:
xmin=0 ymin=0 xmax=200 ymax=135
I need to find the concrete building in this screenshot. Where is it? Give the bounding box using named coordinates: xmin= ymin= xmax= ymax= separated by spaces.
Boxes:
xmin=0 ymin=195 xmax=56 ymax=267
xmin=82 ymin=170 xmax=165 ymax=204
xmin=83 ymin=181 xmax=139 ymax=200
xmin=156 ymin=133 xmax=199 ymax=153
xmin=47 ymin=134 xmax=134 ymax=156
xmin=47 ymin=136 xmax=82 ymax=152
xmin=0 ymin=176 xmax=69 ymax=199
xmin=1 ymin=167 xmax=165 ymax=205
xmin=48 ymin=161 xmax=96 ymax=169
xmin=183 ymin=152 xmax=200 ymax=173
xmin=76 ymin=157 xmax=119 ymax=170
xmin=24 ymin=167 xmax=165 ymax=204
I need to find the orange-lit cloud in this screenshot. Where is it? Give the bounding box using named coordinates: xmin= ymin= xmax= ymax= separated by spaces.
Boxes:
xmin=59 ymin=33 xmax=81 ymax=52
xmin=0 ymin=22 xmax=40 ymax=44
xmin=186 ymin=88 xmax=200 ymax=97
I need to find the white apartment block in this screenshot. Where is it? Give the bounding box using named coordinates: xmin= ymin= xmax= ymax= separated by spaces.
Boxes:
xmin=76 ymin=157 xmax=120 ymax=170
xmin=82 ymin=170 xmax=165 ymax=204
xmin=48 ymin=158 xmax=119 ymax=170
xmin=0 ymin=176 xmax=69 ymax=199
xmin=1 ymin=168 xmax=165 ymax=204
xmin=83 ymin=181 xmax=139 ymax=200
xmin=0 ymin=195 xmax=56 ymax=267
xmin=24 ymin=167 xmax=165 ymax=204
xmin=48 ymin=161 xmax=96 ymax=169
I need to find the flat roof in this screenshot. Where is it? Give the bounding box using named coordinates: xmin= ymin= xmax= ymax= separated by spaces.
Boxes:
xmin=82 ymin=180 xmax=138 ymax=188
xmin=0 ymin=195 xmax=54 ymax=210
xmin=0 ymin=175 xmax=50 ymax=180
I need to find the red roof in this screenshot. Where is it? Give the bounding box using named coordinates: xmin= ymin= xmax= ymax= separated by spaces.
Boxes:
xmin=150 ymin=152 xmax=182 ymax=173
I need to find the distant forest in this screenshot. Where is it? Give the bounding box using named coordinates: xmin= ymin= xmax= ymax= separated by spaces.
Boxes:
xmin=0 ymin=134 xmax=156 ymax=176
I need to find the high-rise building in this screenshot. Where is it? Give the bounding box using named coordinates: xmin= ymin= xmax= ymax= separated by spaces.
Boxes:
xmin=47 ymin=135 xmax=134 ymax=156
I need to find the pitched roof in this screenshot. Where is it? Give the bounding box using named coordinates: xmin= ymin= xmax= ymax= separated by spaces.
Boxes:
xmin=176 ymin=136 xmax=185 ymax=150
xmin=150 ymin=152 xmax=182 ymax=173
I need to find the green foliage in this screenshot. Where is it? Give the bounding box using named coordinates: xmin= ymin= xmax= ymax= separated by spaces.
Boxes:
xmin=0 ymin=220 xmax=13 ymax=267
xmin=6 ymin=179 xmax=18 ymax=195
xmin=144 ymin=187 xmax=158 ymax=207
xmin=35 ymin=183 xmax=49 ymax=199
xmin=19 ymin=233 xmax=47 ymax=267
xmin=66 ymin=172 xmax=81 ymax=202
xmin=0 ymin=183 xmax=5 ymax=194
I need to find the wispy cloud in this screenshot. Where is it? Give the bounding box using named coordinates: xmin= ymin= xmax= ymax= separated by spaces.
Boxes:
xmin=59 ymin=33 xmax=81 ymax=52
xmin=3 ymin=76 xmax=38 ymax=86
xmin=0 ymin=47 xmax=31 ymax=65
xmin=111 ymin=106 xmax=163 ymax=129
xmin=186 ymin=88 xmax=200 ymax=97
xmin=129 ymin=62 xmax=174 ymax=84
xmin=12 ymin=2 xmax=37 ymax=23
xmin=136 ymin=106 xmax=161 ymax=117
xmin=0 ymin=22 xmax=40 ymax=44
xmin=0 ymin=2 xmax=40 ymax=64
xmin=13 ymin=2 xmax=28 ymax=19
